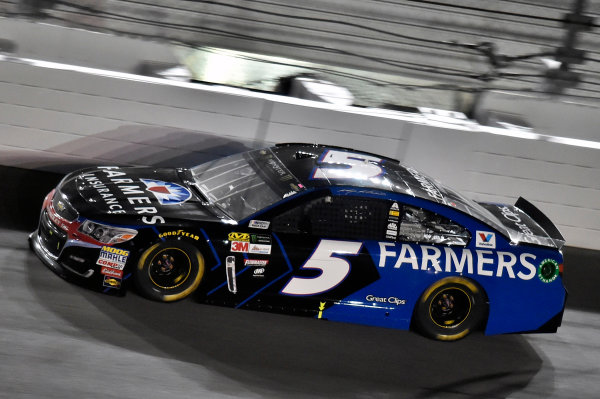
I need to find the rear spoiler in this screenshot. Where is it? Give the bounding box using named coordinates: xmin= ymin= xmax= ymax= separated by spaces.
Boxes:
xmin=515 ymin=197 xmax=566 ymax=249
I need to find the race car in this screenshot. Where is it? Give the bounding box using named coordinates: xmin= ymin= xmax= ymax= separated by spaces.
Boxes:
xmin=30 ymin=143 xmax=567 ymax=341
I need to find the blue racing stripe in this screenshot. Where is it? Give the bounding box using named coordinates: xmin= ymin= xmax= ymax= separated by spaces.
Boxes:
xmin=235 ymin=232 xmax=293 ymax=308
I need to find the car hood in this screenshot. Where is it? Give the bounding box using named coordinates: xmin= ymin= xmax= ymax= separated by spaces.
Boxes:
xmin=60 ymin=166 xmax=223 ymax=223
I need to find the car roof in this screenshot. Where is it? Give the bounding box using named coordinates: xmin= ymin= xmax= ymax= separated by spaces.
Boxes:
xmin=271 ymin=143 xmax=505 ymax=229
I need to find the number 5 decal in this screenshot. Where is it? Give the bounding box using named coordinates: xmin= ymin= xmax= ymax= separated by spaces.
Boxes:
xmin=281 ymin=240 xmax=363 ymax=296
xmin=312 ymin=149 xmax=383 ymax=180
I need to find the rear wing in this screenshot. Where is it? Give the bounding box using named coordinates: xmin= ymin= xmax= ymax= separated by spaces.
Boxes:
xmin=515 ymin=197 xmax=566 ymax=249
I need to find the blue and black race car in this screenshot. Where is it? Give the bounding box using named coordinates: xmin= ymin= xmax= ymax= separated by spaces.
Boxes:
xmin=30 ymin=143 xmax=567 ymax=341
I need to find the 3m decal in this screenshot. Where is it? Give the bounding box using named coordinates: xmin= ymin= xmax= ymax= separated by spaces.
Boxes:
xmin=103 ymin=276 xmax=122 ymax=289
xmin=96 ymin=246 xmax=129 ymax=270
xmin=158 ymin=230 xmax=199 ymax=240
xmin=538 ymin=259 xmax=559 ymax=283
xmin=101 ymin=267 xmax=123 ymax=279
xmin=377 ymin=242 xmax=537 ymax=281
xmin=281 ymin=239 xmax=362 ymax=296
xmin=230 ymin=241 xmax=249 ymax=253
xmin=312 ymin=149 xmax=383 ymax=180
xmin=365 ymin=295 xmax=406 ymax=306
xmin=248 ymin=220 xmax=270 ymax=229
xmin=244 ymin=259 xmax=269 ymax=267
xmin=140 ymin=178 xmax=192 ymax=206
xmin=228 ymin=232 xmax=250 ymax=242
xmin=476 ymin=231 xmax=496 ymax=249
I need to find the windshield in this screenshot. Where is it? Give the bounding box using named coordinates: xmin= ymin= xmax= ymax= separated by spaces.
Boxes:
xmin=190 ymin=148 xmax=305 ymax=221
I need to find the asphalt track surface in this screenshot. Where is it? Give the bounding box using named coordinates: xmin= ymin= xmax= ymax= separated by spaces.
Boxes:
xmin=1 ymin=167 xmax=599 ymax=398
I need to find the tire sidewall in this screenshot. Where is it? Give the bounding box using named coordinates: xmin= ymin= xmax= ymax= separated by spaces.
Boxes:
xmin=415 ymin=277 xmax=486 ymax=341
xmin=135 ymin=240 xmax=205 ymax=302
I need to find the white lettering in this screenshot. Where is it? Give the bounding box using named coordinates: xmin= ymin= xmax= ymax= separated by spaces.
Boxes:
xmin=421 ymin=246 xmax=442 ymax=272
xmin=444 ymin=247 xmax=473 ymax=274
xmin=394 ymin=244 xmax=419 ymax=269
xmin=518 ymin=253 xmax=537 ymax=280
xmin=378 ymin=242 xmax=396 ymax=267
xmin=496 ymin=251 xmax=517 ymax=278
xmin=476 ymin=250 xmax=494 ymax=277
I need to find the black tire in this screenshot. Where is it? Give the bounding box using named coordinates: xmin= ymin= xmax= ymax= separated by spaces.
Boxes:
xmin=414 ymin=277 xmax=487 ymax=341
xmin=135 ymin=240 xmax=205 ymax=302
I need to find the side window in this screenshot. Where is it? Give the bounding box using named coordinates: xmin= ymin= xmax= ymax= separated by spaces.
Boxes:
xmin=398 ymin=205 xmax=470 ymax=246
xmin=272 ymin=195 xmax=388 ymax=240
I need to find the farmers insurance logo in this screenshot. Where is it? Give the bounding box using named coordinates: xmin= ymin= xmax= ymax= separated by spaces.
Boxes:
xmin=475 ymin=231 xmax=496 ymax=249
xmin=140 ymin=179 xmax=192 ymax=205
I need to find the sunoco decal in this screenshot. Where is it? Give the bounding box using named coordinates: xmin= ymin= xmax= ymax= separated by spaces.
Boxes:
xmin=103 ymin=276 xmax=122 ymax=289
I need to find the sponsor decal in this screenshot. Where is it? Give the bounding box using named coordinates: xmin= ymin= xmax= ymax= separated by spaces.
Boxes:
xmin=538 ymin=259 xmax=559 ymax=283
xmin=158 ymin=230 xmax=199 ymax=240
xmin=140 ymin=178 xmax=192 ymax=206
xmin=248 ymin=220 xmax=270 ymax=229
xmin=250 ymin=234 xmax=271 ymax=245
xmin=81 ymin=167 xmax=165 ymax=224
xmin=101 ymin=267 xmax=123 ymax=279
xmin=366 ymin=295 xmax=406 ymax=306
xmin=231 ymin=241 xmax=249 ymax=253
xmin=386 ymin=203 xmax=399 ymax=240
xmin=377 ymin=242 xmax=538 ymax=281
xmin=249 ymin=244 xmax=271 ymax=255
xmin=476 ymin=231 xmax=496 ymax=249
xmin=253 ymin=267 xmax=265 ymax=277
xmin=317 ymin=301 xmax=326 ymax=319
xmin=228 ymin=232 xmax=250 ymax=242
xmin=406 ymin=166 xmax=445 ymax=203
xmin=244 ymin=259 xmax=269 ymax=267
xmin=96 ymin=246 xmax=129 ymax=270
xmin=103 ymin=275 xmax=122 ymax=289
xmin=499 ymin=205 xmax=541 ymax=244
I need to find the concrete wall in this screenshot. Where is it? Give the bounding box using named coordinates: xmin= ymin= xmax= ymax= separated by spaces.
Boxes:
xmin=1 ymin=20 xmax=598 ymax=250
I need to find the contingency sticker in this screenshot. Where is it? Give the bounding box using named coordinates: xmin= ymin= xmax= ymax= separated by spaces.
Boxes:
xmin=103 ymin=275 xmax=122 ymax=289
xmin=248 ymin=220 xmax=270 ymax=229
xmin=475 ymin=231 xmax=496 ymax=249
xmin=386 ymin=202 xmax=400 ymax=240
xmin=96 ymin=246 xmax=129 ymax=270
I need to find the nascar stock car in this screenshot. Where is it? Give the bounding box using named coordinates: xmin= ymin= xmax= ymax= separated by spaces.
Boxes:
xmin=30 ymin=143 xmax=567 ymax=341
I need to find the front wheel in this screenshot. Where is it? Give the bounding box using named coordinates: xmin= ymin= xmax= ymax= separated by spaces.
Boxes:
xmin=414 ymin=277 xmax=487 ymax=341
xmin=135 ymin=241 xmax=205 ymax=302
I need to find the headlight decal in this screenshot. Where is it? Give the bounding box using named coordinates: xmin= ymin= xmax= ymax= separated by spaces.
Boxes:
xmin=78 ymin=220 xmax=137 ymax=245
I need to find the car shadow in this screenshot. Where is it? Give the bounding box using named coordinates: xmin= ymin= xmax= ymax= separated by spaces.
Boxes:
xmin=24 ymin=253 xmax=546 ymax=398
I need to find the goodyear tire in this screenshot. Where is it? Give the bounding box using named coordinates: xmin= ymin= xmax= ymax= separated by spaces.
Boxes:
xmin=414 ymin=277 xmax=487 ymax=341
xmin=135 ymin=241 xmax=205 ymax=302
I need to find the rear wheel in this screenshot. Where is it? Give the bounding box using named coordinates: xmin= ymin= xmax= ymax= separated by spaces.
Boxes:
xmin=414 ymin=277 xmax=486 ymax=341
xmin=135 ymin=241 xmax=205 ymax=302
